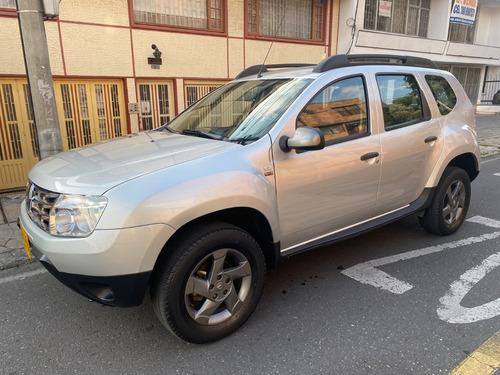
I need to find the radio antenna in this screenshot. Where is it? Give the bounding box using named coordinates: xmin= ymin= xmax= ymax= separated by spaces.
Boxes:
xmin=257 ymin=2 xmax=290 ymax=78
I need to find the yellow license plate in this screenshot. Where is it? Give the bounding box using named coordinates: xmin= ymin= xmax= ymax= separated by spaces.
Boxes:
xmin=20 ymin=224 xmax=31 ymax=259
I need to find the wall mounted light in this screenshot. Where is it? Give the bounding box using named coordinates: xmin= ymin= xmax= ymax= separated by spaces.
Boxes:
xmin=148 ymin=44 xmax=163 ymax=69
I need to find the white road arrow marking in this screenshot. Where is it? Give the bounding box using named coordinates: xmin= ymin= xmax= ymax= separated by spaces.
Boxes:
xmin=437 ymin=251 xmax=500 ymax=324
xmin=341 ymin=216 xmax=500 ymax=294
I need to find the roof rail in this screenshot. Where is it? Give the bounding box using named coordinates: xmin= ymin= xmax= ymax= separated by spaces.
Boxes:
xmin=235 ymin=63 xmax=315 ymax=79
xmin=313 ymin=54 xmax=438 ymax=73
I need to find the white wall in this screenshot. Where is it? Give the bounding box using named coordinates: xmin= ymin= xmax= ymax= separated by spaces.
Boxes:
xmin=427 ymin=0 xmax=453 ymax=40
xmin=475 ymin=7 xmax=500 ymax=47
xmin=337 ymin=0 xmax=365 ymax=54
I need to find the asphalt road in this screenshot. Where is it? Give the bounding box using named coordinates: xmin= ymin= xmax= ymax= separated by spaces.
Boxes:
xmin=1 ymin=155 xmax=500 ymax=375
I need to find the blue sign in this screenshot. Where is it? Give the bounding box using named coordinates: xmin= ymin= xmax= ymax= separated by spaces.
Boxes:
xmin=450 ymin=0 xmax=478 ymax=26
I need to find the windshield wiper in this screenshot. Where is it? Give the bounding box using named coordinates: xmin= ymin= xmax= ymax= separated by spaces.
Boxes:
xmin=160 ymin=125 xmax=178 ymax=133
xmin=229 ymin=136 xmax=261 ymax=145
xmin=181 ymin=129 xmax=225 ymax=141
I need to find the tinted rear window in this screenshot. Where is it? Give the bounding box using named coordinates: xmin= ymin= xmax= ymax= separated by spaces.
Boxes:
xmin=425 ymin=75 xmax=457 ymax=116
xmin=376 ymin=74 xmax=424 ymax=129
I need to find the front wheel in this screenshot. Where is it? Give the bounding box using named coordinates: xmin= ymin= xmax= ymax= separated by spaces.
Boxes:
xmin=419 ymin=166 xmax=471 ymax=235
xmin=151 ymin=222 xmax=266 ymax=343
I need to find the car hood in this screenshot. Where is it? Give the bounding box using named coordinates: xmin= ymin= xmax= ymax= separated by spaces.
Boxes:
xmin=29 ymin=131 xmax=241 ymax=195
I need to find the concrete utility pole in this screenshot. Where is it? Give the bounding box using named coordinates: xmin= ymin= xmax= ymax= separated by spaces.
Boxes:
xmin=16 ymin=0 xmax=63 ymax=160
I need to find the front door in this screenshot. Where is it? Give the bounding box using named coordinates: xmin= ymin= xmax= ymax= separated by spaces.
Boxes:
xmin=274 ymin=76 xmax=381 ymax=251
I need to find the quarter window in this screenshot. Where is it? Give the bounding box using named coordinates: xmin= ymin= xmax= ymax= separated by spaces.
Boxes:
xmin=247 ymin=0 xmax=324 ymax=41
xmin=132 ymin=0 xmax=224 ymax=32
xmin=376 ymin=75 xmax=424 ymax=129
xmin=425 ymin=75 xmax=457 ymax=116
xmin=298 ymin=76 xmax=368 ymax=143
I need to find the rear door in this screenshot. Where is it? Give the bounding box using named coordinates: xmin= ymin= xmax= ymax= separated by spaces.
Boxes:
xmin=374 ymin=72 xmax=443 ymax=215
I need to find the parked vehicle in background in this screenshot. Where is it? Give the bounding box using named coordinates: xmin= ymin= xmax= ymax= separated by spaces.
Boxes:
xmin=19 ymin=54 xmax=480 ymax=343
xmin=492 ymin=89 xmax=500 ymax=104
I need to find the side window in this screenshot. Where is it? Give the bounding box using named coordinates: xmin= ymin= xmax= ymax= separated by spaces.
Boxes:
xmin=425 ymin=75 xmax=457 ymax=116
xmin=298 ymin=76 xmax=368 ymax=143
xmin=376 ymin=75 xmax=424 ymax=130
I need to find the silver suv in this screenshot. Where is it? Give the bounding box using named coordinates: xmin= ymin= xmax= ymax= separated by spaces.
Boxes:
xmin=19 ymin=54 xmax=480 ymax=343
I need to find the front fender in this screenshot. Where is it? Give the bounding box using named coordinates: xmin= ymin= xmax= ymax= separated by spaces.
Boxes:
xmin=97 ymin=140 xmax=280 ymax=243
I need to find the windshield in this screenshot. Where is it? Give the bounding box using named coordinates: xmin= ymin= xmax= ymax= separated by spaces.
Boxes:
xmin=162 ymin=78 xmax=312 ymax=144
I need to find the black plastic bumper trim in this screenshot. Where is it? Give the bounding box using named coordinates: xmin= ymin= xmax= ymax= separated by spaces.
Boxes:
xmin=32 ymin=246 xmax=150 ymax=307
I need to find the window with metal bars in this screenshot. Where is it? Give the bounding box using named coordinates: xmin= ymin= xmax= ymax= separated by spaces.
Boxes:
xmin=247 ymin=0 xmax=324 ymax=41
xmin=448 ymin=6 xmax=478 ymax=44
xmin=185 ymin=84 xmax=221 ymax=107
xmin=364 ymin=0 xmax=430 ymax=38
xmin=132 ymin=0 xmax=224 ymax=32
xmin=0 ymin=0 xmax=15 ymax=9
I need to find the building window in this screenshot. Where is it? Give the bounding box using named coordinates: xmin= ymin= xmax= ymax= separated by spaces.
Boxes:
xmin=448 ymin=9 xmax=478 ymax=44
xmin=247 ymin=0 xmax=324 ymax=41
xmin=0 ymin=0 xmax=15 ymax=10
xmin=132 ymin=0 xmax=224 ymax=32
xmin=364 ymin=0 xmax=430 ymax=37
xmin=185 ymin=82 xmax=224 ymax=107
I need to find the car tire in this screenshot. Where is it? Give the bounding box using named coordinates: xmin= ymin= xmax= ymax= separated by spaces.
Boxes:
xmin=151 ymin=222 xmax=266 ymax=344
xmin=419 ymin=166 xmax=471 ymax=235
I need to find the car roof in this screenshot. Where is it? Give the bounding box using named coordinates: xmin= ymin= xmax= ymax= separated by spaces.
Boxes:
xmin=235 ymin=54 xmax=438 ymax=81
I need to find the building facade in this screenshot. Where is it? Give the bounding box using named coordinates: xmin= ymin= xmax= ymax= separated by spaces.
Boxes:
xmin=337 ymin=0 xmax=500 ymax=108
xmin=0 ymin=0 xmax=340 ymax=190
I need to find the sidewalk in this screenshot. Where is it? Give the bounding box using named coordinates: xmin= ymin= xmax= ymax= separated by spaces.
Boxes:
xmin=0 ymin=193 xmax=31 ymax=270
xmin=1 ymin=114 xmax=499 ymax=271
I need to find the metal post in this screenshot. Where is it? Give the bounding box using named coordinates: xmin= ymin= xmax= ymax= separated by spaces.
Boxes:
xmin=16 ymin=0 xmax=63 ymax=160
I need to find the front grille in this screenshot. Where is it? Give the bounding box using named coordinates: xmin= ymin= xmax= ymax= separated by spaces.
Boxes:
xmin=26 ymin=182 xmax=60 ymax=233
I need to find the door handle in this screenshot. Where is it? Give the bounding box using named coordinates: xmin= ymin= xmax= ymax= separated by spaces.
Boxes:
xmin=425 ymin=136 xmax=438 ymax=143
xmin=360 ymin=152 xmax=379 ymax=161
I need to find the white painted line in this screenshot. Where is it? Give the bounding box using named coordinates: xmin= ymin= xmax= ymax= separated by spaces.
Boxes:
xmin=438 ymin=251 xmax=500 ymax=324
xmin=494 ymin=173 xmax=500 ymax=177
xmin=341 ymin=216 xmax=500 ymax=294
xmin=467 ymin=215 xmax=500 ymax=229
xmin=341 ymin=263 xmax=413 ymax=294
xmin=0 ymin=268 xmax=47 ymax=285
xmin=342 ymin=231 xmax=500 ymax=294
xmin=483 ymin=156 xmax=500 ymax=164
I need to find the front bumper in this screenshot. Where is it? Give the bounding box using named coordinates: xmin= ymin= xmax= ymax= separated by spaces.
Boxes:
xmin=19 ymin=200 xmax=175 ymax=307
xmin=32 ymin=244 xmax=150 ymax=307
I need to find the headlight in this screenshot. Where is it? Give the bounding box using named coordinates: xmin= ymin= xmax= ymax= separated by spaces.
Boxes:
xmin=49 ymin=195 xmax=108 ymax=237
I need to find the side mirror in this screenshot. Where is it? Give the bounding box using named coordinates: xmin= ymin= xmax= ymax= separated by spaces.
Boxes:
xmin=279 ymin=126 xmax=325 ymax=152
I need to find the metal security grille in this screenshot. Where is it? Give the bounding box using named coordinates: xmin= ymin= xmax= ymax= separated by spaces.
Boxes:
xmin=451 ymin=66 xmax=482 ymax=104
xmin=0 ymin=80 xmax=39 ymax=190
xmin=137 ymin=81 xmax=174 ymax=130
xmin=481 ymin=77 xmax=500 ymax=105
xmin=363 ymin=0 xmax=430 ymax=37
xmin=185 ymin=83 xmax=222 ymax=107
xmin=55 ymin=80 xmax=127 ymax=149
xmin=22 ymin=84 xmax=39 ymax=159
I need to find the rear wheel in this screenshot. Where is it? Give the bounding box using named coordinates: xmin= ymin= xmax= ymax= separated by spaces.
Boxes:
xmin=151 ymin=222 xmax=266 ymax=343
xmin=419 ymin=166 xmax=470 ymax=235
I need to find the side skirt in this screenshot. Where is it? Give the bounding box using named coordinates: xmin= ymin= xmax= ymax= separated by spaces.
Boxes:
xmin=279 ymin=187 xmax=435 ymax=259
